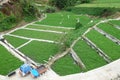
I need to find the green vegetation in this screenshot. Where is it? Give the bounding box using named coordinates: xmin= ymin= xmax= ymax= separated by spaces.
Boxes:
xmin=49 ymin=0 xmax=77 ymax=9
xmin=4 ymin=35 xmax=29 ymax=48
xmin=19 ymin=0 xmax=40 ymax=22
xmin=92 ymin=0 xmax=120 ymax=3
xmin=0 ymin=45 xmax=22 ymax=75
xmin=76 ymin=0 xmax=120 ymax=8
xmin=97 ymin=23 xmax=120 ymax=39
xmin=74 ymin=40 xmax=107 ymax=71
xmin=19 ymin=41 xmax=59 ymax=63
xmin=26 ymin=25 xmax=70 ymax=32
xmin=69 ymin=0 xmax=120 ymax=16
xmin=0 ymin=14 xmax=17 ymax=31
xmin=35 ymin=11 xmax=92 ymax=27
xmin=1 ymin=0 xmax=120 ymax=76
xmin=11 ymin=29 xmax=63 ymax=41
xmin=0 ymin=0 xmax=40 ymax=32
xmin=76 ymin=3 xmax=120 ymax=8
xmin=75 ymin=21 xmax=83 ymax=30
xmin=86 ymin=30 xmax=120 ymax=60
xmin=52 ymin=55 xmax=81 ymax=75
xmin=0 ymin=12 xmax=6 ymax=22
xmin=70 ymin=7 xmax=119 ymax=16
xmin=109 ymin=20 xmax=120 ymax=26
xmin=65 ymin=17 xmax=100 ymax=47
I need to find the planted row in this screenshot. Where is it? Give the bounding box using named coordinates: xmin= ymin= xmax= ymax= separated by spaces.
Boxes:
xmin=97 ymin=23 xmax=120 ymax=39
xmin=10 ymin=29 xmax=63 ymax=41
xmin=52 ymin=54 xmax=81 ymax=76
xmin=0 ymin=45 xmax=22 ymax=75
xmin=19 ymin=41 xmax=59 ymax=63
xmin=86 ymin=30 xmax=120 ymax=60
xmin=74 ymin=40 xmax=106 ymax=71
xmin=26 ymin=25 xmax=70 ymax=32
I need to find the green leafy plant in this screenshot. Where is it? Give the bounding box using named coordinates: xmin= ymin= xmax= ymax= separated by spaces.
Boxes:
xmin=75 ymin=21 xmax=83 ymax=30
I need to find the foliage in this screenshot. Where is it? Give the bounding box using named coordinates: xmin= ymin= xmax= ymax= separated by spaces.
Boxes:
xmin=0 ymin=12 xmax=6 ymax=21
xmin=0 ymin=14 xmax=17 ymax=31
xmin=71 ymin=7 xmax=120 ymax=16
xmin=75 ymin=21 xmax=83 ymax=30
xmin=0 ymin=0 xmax=41 ymax=32
xmin=19 ymin=0 xmax=39 ymax=22
xmin=80 ymin=0 xmax=92 ymax=3
xmin=44 ymin=6 xmax=57 ymax=13
xmin=49 ymin=0 xmax=78 ymax=9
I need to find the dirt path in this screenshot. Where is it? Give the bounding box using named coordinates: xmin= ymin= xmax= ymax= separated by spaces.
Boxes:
xmin=23 ymin=27 xmax=65 ymax=34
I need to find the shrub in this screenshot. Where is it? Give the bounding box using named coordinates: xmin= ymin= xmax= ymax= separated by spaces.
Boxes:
xmin=44 ymin=6 xmax=56 ymax=13
xmin=75 ymin=21 xmax=83 ymax=30
xmin=19 ymin=0 xmax=40 ymax=22
xmin=80 ymin=0 xmax=92 ymax=3
xmin=0 ymin=14 xmax=16 ymax=30
xmin=65 ymin=7 xmax=72 ymax=11
xmin=100 ymin=8 xmax=117 ymax=17
xmin=0 ymin=12 xmax=6 ymax=21
xmin=70 ymin=7 xmax=120 ymax=16
xmin=49 ymin=0 xmax=78 ymax=9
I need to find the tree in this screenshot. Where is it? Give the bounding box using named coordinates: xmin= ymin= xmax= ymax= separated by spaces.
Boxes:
xmin=49 ymin=0 xmax=77 ymax=9
xmin=75 ymin=21 xmax=83 ymax=30
xmin=79 ymin=0 xmax=92 ymax=3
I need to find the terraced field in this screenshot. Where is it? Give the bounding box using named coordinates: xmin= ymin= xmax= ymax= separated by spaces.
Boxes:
xmin=86 ymin=30 xmax=120 ymax=60
xmin=109 ymin=20 xmax=120 ymax=26
xmin=26 ymin=24 xmax=71 ymax=32
xmin=2 ymin=11 xmax=120 ymax=76
xmin=19 ymin=41 xmax=59 ymax=63
xmin=76 ymin=0 xmax=120 ymax=8
xmin=52 ymin=54 xmax=81 ymax=76
xmin=97 ymin=23 xmax=120 ymax=39
xmin=73 ymin=40 xmax=107 ymax=71
xmin=4 ymin=19 xmax=70 ymax=64
xmin=35 ymin=12 xmax=92 ymax=27
xmin=0 ymin=45 xmax=22 ymax=75
xmin=4 ymin=36 xmax=29 ymax=48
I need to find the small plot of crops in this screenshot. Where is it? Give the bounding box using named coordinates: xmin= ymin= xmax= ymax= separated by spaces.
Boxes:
xmin=97 ymin=23 xmax=120 ymax=39
xmin=10 ymin=29 xmax=63 ymax=41
xmin=52 ymin=55 xmax=81 ymax=76
xmin=19 ymin=41 xmax=59 ymax=63
xmin=35 ymin=11 xmax=92 ymax=28
xmin=4 ymin=35 xmax=29 ymax=48
xmin=26 ymin=25 xmax=71 ymax=32
xmin=76 ymin=0 xmax=120 ymax=8
xmin=86 ymin=30 xmax=120 ymax=60
xmin=92 ymin=0 xmax=120 ymax=3
xmin=0 ymin=45 xmax=23 ymax=75
xmin=109 ymin=20 xmax=120 ymax=26
xmin=76 ymin=3 xmax=120 ymax=8
xmin=74 ymin=40 xmax=107 ymax=71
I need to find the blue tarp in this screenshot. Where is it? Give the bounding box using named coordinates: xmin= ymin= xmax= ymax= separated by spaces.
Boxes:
xmin=30 ymin=69 xmax=40 ymax=77
xmin=20 ymin=64 xmax=32 ymax=74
